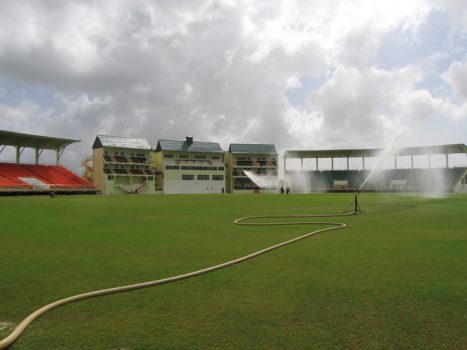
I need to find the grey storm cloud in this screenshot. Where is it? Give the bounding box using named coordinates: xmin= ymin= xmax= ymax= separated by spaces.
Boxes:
xmin=0 ymin=0 xmax=466 ymax=171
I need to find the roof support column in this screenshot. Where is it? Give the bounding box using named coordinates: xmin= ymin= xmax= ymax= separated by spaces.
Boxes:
xmin=362 ymin=156 xmax=365 ymax=170
xmin=411 ymin=155 xmax=414 ymax=169
xmin=346 ymin=156 xmax=349 ymax=171
xmin=56 ymin=147 xmax=65 ymax=165
xmin=445 ymin=154 xmax=449 ymax=168
xmin=316 ymin=157 xmax=318 ymax=171
xmin=331 ymin=157 xmax=334 ymax=171
xmin=300 ymin=158 xmax=303 ymax=171
xmin=394 ymin=156 xmax=398 ymax=169
xmin=35 ymin=148 xmax=44 ymax=165
xmin=428 ymin=154 xmax=431 ymax=169
xmin=283 ymin=157 xmax=286 ymax=173
xmin=16 ymin=146 xmax=25 ymax=164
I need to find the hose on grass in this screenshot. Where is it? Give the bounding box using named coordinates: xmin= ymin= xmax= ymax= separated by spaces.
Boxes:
xmin=0 ymin=212 xmax=354 ymax=349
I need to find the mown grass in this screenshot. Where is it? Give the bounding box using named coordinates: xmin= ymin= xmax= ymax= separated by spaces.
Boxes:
xmin=0 ymin=193 xmax=466 ymax=349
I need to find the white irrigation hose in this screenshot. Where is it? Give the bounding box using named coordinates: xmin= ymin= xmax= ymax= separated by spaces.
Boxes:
xmin=0 ymin=212 xmax=353 ymax=349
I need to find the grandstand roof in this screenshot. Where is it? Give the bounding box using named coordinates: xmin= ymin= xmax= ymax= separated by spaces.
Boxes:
xmin=229 ymin=143 xmax=277 ymax=154
xmin=0 ymin=129 xmax=79 ymax=150
xmin=155 ymin=138 xmax=223 ymax=153
xmin=92 ymin=135 xmax=151 ymax=150
xmin=284 ymin=143 xmax=467 ymax=159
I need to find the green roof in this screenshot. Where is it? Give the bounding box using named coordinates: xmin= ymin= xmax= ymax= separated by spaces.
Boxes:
xmin=92 ymin=135 xmax=151 ymax=150
xmin=284 ymin=144 xmax=467 ymax=159
xmin=0 ymin=129 xmax=79 ymax=150
xmin=229 ymin=143 xmax=277 ymax=154
xmin=156 ymin=138 xmax=222 ymax=153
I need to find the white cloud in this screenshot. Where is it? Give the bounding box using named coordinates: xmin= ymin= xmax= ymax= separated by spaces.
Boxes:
xmin=0 ymin=0 xmax=465 ymax=172
xmin=307 ymin=66 xmax=423 ymax=146
xmin=0 ymin=100 xmax=41 ymax=132
xmin=443 ymin=58 xmax=467 ymax=100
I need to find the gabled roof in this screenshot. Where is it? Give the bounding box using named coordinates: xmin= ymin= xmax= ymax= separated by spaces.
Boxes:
xmin=229 ymin=143 xmax=277 ymax=154
xmin=155 ymin=139 xmax=223 ymax=153
xmin=92 ymin=135 xmax=151 ymax=150
xmin=0 ymin=129 xmax=79 ymax=150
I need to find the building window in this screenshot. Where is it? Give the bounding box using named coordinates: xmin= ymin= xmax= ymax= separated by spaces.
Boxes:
xmin=148 ymin=176 xmax=153 ymax=181
xmin=212 ymin=175 xmax=224 ymax=181
xmin=197 ymin=175 xmax=209 ymax=180
xmin=212 ymin=156 xmax=220 ymax=160
xmin=165 ymin=165 xmax=180 ymax=170
xmin=108 ymin=175 xmax=114 ymax=180
xmin=179 ymin=155 xmax=189 ymax=159
xmin=182 ymin=174 xmax=194 ymax=180
xmin=165 ymin=154 xmax=174 ymax=158
xmin=194 ymin=155 xmax=206 ymax=159
xmin=218 ymin=166 xmax=224 ymax=171
xmin=180 ymin=165 xmax=218 ymax=171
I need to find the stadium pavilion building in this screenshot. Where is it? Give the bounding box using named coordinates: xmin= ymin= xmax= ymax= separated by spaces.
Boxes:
xmin=225 ymin=143 xmax=278 ymax=193
xmin=152 ymin=136 xmax=225 ymax=194
xmin=284 ymin=144 xmax=467 ymax=193
xmin=92 ymin=135 xmax=155 ymax=195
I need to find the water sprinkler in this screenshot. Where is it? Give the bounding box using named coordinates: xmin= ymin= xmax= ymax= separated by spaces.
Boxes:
xmin=353 ymin=191 xmax=362 ymax=214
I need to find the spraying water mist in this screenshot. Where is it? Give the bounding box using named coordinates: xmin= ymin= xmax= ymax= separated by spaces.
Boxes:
xmin=358 ymin=134 xmax=402 ymax=192
xmin=243 ymin=170 xmax=279 ymax=191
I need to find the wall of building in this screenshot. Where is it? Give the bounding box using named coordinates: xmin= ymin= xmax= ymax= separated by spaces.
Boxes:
xmin=229 ymin=153 xmax=278 ymax=193
xmin=158 ymin=151 xmax=225 ymax=194
xmin=151 ymin=151 xmax=164 ymax=191
xmin=163 ymin=177 xmax=225 ymax=194
xmin=95 ymin=147 xmax=155 ymax=195
xmin=92 ymin=148 xmax=105 ymax=193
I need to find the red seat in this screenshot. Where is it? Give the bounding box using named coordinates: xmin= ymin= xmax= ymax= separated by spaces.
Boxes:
xmin=50 ymin=165 xmax=94 ymax=187
xmin=0 ymin=174 xmax=31 ymax=188
xmin=0 ymin=163 xmax=94 ymax=189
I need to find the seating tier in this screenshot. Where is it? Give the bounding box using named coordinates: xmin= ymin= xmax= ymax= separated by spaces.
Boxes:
xmin=0 ymin=163 xmax=94 ymax=190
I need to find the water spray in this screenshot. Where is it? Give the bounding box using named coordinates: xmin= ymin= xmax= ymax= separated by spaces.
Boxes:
xmin=358 ymin=134 xmax=401 ymax=192
xmin=348 ymin=134 xmax=402 ymax=215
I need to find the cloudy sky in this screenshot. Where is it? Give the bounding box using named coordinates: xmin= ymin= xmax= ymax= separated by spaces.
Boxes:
xmin=0 ymin=0 xmax=466 ymax=170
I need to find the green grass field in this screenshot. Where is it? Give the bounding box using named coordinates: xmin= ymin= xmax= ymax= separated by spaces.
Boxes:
xmin=0 ymin=193 xmax=466 ymax=349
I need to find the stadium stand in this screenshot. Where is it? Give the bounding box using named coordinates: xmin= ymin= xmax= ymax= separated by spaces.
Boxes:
xmin=0 ymin=163 xmax=95 ymax=193
xmin=0 ymin=173 xmax=31 ymax=188
xmin=0 ymin=130 xmax=96 ymax=195
xmin=284 ymin=144 xmax=467 ymax=193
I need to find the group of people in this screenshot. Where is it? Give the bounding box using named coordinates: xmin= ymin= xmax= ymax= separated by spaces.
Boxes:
xmin=280 ymin=186 xmax=290 ymax=195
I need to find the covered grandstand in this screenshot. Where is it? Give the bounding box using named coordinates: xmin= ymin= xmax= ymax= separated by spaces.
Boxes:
xmin=0 ymin=130 xmax=96 ymax=195
xmin=284 ymin=144 xmax=467 ymax=193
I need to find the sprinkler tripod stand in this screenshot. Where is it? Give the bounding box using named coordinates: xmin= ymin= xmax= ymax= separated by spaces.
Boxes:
xmin=343 ymin=191 xmax=363 ymax=215
xmin=353 ymin=191 xmax=362 ymax=214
